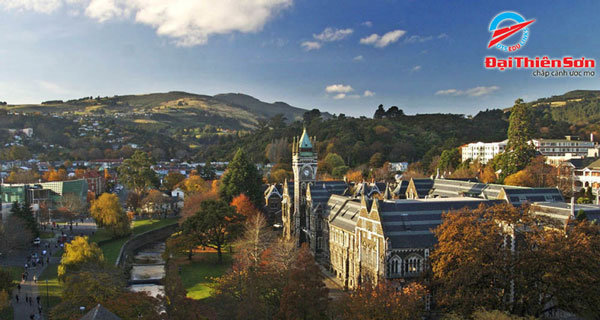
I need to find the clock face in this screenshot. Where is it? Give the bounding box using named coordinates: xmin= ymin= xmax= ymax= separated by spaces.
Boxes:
xmin=302 ymin=167 xmax=312 ymax=179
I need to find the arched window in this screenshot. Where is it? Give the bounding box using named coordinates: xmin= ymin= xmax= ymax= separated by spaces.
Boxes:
xmin=387 ymin=255 xmax=402 ymax=277
xmin=404 ymin=254 xmax=423 ymax=275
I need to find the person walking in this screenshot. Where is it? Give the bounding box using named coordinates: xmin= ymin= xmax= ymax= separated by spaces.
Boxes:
xmin=15 ymin=294 xmax=19 ymax=303
xmin=33 ymin=275 xmax=37 ymax=283
xmin=17 ymin=283 xmax=21 ymax=292
xmin=36 ymin=296 xmax=40 ymax=304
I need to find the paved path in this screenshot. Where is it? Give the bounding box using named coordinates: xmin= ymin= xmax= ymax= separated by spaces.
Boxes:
xmin=6 ymin=221 xmax=98 ymax=320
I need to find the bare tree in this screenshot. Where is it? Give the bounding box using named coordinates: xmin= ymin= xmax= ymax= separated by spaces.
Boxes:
xmin=234 ymin=214 xmax=275 ymax=269
xmin=56 ymin=193 xmax=86 ymax=225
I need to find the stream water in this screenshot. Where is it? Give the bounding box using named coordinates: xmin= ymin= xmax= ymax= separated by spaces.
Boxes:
xmin=128 ymin=241 xmax=166 ymax=298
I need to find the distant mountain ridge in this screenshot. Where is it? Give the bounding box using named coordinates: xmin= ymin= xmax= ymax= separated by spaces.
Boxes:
xmin=2 ymin=91 xmax=309 ymax=130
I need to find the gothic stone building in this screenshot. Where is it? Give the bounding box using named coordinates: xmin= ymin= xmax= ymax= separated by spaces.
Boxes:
xmin=328 ymin=195 xmax=504 ymax=289
xmin=281 ymin=129 xmax=348 ymax=258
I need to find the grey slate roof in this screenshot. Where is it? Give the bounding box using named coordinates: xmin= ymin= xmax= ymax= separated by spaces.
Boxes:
xmin=431 ymin=179 xmax=505 ymax=199
xmin=378 ymin=198 xmax=504 ymax=249
xmin=80 ymin=304 xmax=122 ymax=320
xmin=410 ymin=178 xmax=434 ymax=198
xmin=530 ymin=202 xmax=600 ymax=226
xmin=328 ymin=195 xmax=362 ymax=232
xmin=502 ymin=188 xmax=564 ymax=206
xmin=310 ymin=180 xmax=348 ymax=204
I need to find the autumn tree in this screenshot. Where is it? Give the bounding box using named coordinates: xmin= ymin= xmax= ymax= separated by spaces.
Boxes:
xmin=220 ymin=148 xmax=263 ymax=207
xmin=117 ymin=151 xmax=159 ymax=194
xmin=58 ymin=236 xmax=105 ymax=280
xmin=141 ymin=189 xmax=168 ymax=218
xmin=334 ymin=281 xmax=426 ymax=320
xmin=179 ymin=175 xmax=211 ymax=195
xmin=56 ymin=192 xmax=86 ymax=224
xmin=5 ymin=169 xmax=40 ymax=183
xmin=230 ymin=194 xmax=261 ymax=219
xmin=163 ymin=171 xmax=185 ymax=191
xmin=90 ymin=193 xmax=130 ymax=236
xmin=480 ymin=165 xmax=497 ymax=183
xmin=431 ymin=203 xmax=600 ymax=318
xmin=181 ymin=200 xmax=244 ymax=263
xmin=51 ymin=270 xmax=162 ymax=320
xmin=278 ymin=244 xmax=329 ymax=320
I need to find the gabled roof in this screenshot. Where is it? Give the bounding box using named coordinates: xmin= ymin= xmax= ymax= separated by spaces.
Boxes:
xmin=500 ymin=187 xmax=564 ymax=206
xmin=328 ymin=195 xmax=362 ymax=232
xmin=308 ymin=180 xmax=348 ymax=205
xmin=80 ymin=304 xmax=122 ymax=320
xmin=530 ymin=202 xmax=600 ymax=226
xmin=378 ymin=198 xmax=504 ymax=249
xmin=586 ymin=158 xmax=600 ymax=170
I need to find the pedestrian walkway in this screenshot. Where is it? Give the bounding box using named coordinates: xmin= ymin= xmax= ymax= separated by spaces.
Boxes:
xmin=12 ymin=262 xmax=46 ymax=320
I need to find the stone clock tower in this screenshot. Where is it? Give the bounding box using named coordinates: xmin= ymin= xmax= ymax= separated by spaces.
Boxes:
xmin=292 ymin=128 xmax=317 ymax=243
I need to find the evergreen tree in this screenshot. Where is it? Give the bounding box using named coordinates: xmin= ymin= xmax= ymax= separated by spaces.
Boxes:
xmin=374 ymin=104 xmax=386 ymax=119
xmin=11 ymin=202 xmax=39 ymax=237
xmin=198 ymin=160 xmax=217 ymax=180
xmin=220 ymin=149 xmax=263 ymax=207
xmin=117 ymin=151 xmax=159 ymax=195
xmin=499 ymin=99 xmax=537 ymax=180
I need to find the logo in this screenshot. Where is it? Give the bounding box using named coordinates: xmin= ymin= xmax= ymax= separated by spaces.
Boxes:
xmin=488 ymin=11 xmax=535 ymax=52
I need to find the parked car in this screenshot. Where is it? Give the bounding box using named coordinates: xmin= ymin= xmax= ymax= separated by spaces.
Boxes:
xmin=33 ymin=238 xmax=41 ymax=246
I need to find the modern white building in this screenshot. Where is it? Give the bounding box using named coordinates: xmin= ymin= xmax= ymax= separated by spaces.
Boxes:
xmin=530 ymin=136 xmax=595 ymax=157
xmin=461 ymin=140 xmax=507 ymax=164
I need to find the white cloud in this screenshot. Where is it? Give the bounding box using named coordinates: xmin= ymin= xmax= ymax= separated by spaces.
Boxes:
xmin=360 ymin=29 xmax=406 ymax=48
xmin=325 ymin=84 xmax=354 ymax=93
xmin=0 ymin=0 xmax=62 ymax=13
xmin=361 ymin=21 xmax=372 ymax=27
xmin=363 ymin=90 xmax=375 ymax=97
xmin=412 ymin=65 xmax=422 ymax=72
xmin=353 ymin=55 xmax=364 ymax=61
xmin=333 ymin=93 xmax=346 ymax=100
xmin=435 ymin=86 xmax=499 ymax=97
xmin=435 ymin=89 xmax=459 ymax=96
xmin=465 ymin=86 xmax=500 ymax=97
xmin=313 ymin=27 xmax=353 ymax=42
xmin=301 ymin=41 xmax=321 ymax=51
xmin=0 ymin=0 xmax=292 ymax=46
xmin=438 ymin=33 xmax=449 ymax=39
xmin=404 ymin=35 xmax=433 ymax=43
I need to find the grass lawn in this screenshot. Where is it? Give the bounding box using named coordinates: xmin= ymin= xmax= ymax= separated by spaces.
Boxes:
xmin=0 ymin=266 xmax=20 ymax=320
xmin=93 ymin=218 xmax=178 ymax=265
xmin=38 ymin=262 xmax=62 ymax=311
xmin=39 ymin=231 xmax=56 ymax=239
xmin=180 ymin=252 xmax=232 ymax=300
xmin=132 ymin=218 xmax=178 ymax=235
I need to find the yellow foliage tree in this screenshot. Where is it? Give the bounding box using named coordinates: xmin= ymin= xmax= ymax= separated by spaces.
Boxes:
xmin=90 ymin=193 xmax=130 ymax=236
xmin=58 ymin=236 xmax=105 ymax=281
xmin=179 ymin=175 xmax=211 ymax=195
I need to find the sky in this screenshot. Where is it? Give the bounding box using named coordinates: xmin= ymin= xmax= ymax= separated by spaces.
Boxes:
xmin=0 ymin=0 xmax=599 ymax=117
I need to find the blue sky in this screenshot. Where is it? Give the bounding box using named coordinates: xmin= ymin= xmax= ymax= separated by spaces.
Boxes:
xmin=0 ymin=0 xmax=598 ymax=117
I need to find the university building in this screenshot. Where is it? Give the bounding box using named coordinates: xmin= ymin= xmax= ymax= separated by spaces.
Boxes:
xmin=282 ymin=129 xmax=569 ymax=290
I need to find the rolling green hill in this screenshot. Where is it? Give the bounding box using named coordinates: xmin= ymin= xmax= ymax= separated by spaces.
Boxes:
xmin=1 ymin=91 xmax=308 ymax=130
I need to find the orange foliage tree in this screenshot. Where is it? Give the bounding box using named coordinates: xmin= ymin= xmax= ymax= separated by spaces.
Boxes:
xmin=230 ymin=194 xmax=261 ymax=219
xmin=334 ymin=281 xmax=426 ymax=320
xmin=431 ymin=203 xmax=600 ymax=317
